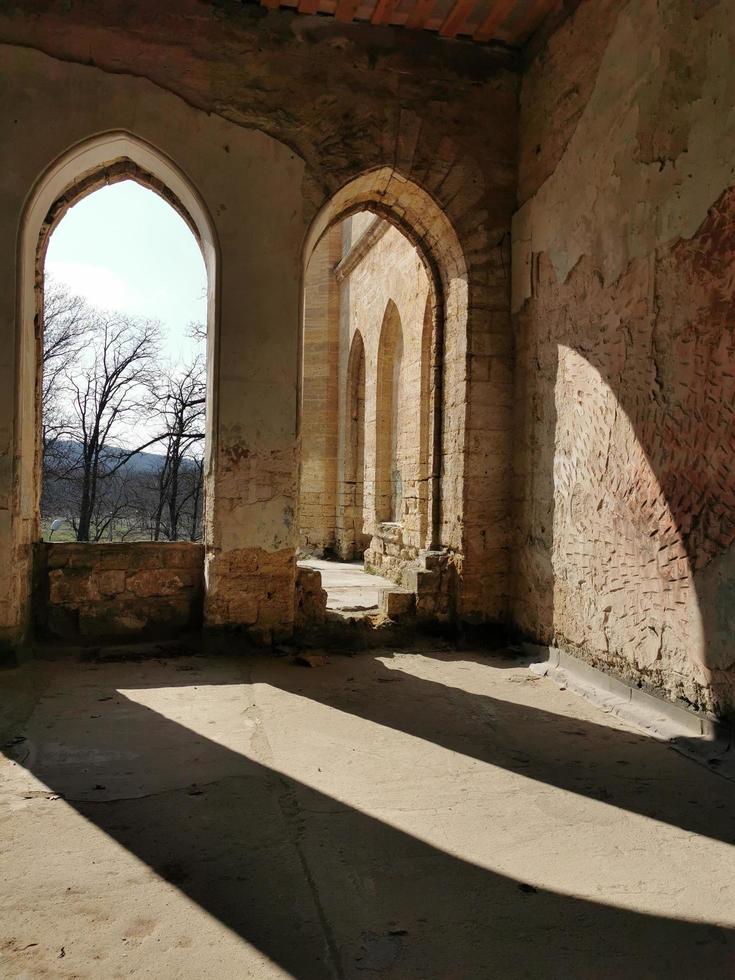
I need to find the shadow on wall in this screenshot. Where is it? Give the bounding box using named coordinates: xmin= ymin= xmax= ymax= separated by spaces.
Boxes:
xmin=5 ymin=653 xmax=735 ymax=977
xmin=516 ymin=188 xmax=735 ymax=720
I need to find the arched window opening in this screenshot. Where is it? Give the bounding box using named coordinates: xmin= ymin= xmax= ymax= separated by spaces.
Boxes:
xmin=344 ymin=331 xmax=368 ymax=558
xmin=418 ymin=295 xmax=434 ymax=548
xmin=375 ymin=300 xmax=403 ymax=524
xmin=40 ymin=178 xmax=208 ymax=543
xmin=299 ymin=199 xmax=439 ymax=605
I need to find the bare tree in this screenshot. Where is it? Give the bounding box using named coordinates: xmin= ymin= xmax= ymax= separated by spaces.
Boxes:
xmin=147 ymin=354 xmax=206 ymax=541
xmin=62 ymin=313 xmax=162 ymax=541
xmin=41 ymin=277 xmax=91 ymax=457
xmin=70 ymin=466 xmax=140 ymax=542
xmin=41 ymin=300 xmax=207 ymax=543
xmin=185 ymin=456 xmax=205 ymax=541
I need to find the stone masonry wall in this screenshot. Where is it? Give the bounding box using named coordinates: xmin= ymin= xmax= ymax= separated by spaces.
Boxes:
xmin=299 ymin=226 xmax=341 ymax=556
xmin=338 ymin=217 xmax=432 ymax=581
xmin=36 ymin=543 xmax=204 ymax=641
xmin=512 ymin=0 xmax=735 ymax=718
xmin=0 ymin=1 xmax=518 ymax=642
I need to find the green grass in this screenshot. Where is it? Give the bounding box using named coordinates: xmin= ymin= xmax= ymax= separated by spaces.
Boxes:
xmin=40 ymin=520 xmax=153 ymax=543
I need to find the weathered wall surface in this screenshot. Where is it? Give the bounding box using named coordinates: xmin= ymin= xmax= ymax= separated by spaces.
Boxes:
xmin=0 ymin=43 xmax=304 ymax=644
xmin=36 ymin=543 xmax=204 ymax=640
xmin=299 ymin=214 xmax=432 ymax=579
xmin=512 ymin=0 xmax=735 ymax=716
xmin=299 ymin=226 xmax=341 ymax=556
xmin=0 ymin=0 xmax=518 ymax=640
xmin=339 ymin=218 xmax=432 ymax=574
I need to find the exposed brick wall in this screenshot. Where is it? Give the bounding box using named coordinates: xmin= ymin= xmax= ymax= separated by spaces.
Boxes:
xmin=512 ymin=0 xmax=735 ymax=717
xmin=36 ymin=543 xmax=204 ymax=641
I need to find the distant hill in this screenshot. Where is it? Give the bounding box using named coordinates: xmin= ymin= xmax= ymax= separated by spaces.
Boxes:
xmin=45 ymin=440 xmax=200 ymax=476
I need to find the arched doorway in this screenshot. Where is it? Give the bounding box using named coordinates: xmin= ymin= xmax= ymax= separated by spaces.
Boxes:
xmin=297 ymin=167 xmax=470 ymax=616
xmin=302 ymin=167 xmax=468 ymax=562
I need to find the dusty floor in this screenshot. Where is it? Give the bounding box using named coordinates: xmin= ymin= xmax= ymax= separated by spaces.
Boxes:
xmin=298 ymin=559 xmax=396 ymax=616
xmin=1 ymin=645 xmax=735 ymax=979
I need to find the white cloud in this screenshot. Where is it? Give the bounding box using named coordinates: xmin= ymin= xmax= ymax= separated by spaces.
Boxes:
xmin=46 ymin=260 xmax=141 ymax=314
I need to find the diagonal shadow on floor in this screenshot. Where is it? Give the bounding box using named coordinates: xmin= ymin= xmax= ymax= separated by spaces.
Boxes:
xmin=255 ymin=650 xmax=735 ymax=848
xmin=4 ymin=654 xmax=735 ymax=979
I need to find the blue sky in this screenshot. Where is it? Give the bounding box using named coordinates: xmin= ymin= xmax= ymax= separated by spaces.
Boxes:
xmin=46 ymin=180 xmax=207 ymax=363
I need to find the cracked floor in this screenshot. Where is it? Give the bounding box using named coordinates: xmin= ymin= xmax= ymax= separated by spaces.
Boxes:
xmin=1 ymin=647 xmax=735 ymax=978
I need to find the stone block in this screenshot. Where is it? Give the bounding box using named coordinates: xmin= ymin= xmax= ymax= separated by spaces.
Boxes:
xmin=46 ymin=546 xmax=71 ymax=570
xmin=46 ymin=603 xmax=80 ymax=639
xmin=126 ymin=569 xmax=195 ymax=598
xmin=79 ymin=596 xmax=196 ymax=638
xmin=228 ymin=594 xmax=259 ymax=625
xmin=403 ymin=566 xmax=441 ymax=594
xmin=79 ymin=602 xmax=148 ymax=637
xmin=49 ymin=568 xmax=96 ymax=605
xmin=379 ymin=588 xmax=416 ymax=620
xmin=93 ymin=570 xmax=126 ymax=597
xmin=422 ymin=551 xmax=447 ymax=571
xmin=297 ymin=568 xmax=322 ymax=592
xmin=416 ymin=595 xmax=436 ymax=619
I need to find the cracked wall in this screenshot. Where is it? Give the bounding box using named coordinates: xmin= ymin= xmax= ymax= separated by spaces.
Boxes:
xmin=512 ymin=0 xmax=735 ymax=717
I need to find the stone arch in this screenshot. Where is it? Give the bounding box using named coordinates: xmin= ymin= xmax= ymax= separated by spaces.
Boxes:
xmin=14 ymin=131 xmax=219 ymax=632
xmin=375 ymin=301 xmax=403 ymax=524
xmin=303 ymin=166 xmax=468 ymax=556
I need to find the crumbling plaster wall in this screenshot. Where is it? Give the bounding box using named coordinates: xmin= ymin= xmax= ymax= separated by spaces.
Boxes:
xmin=513 ymin=0 xmax=735 ymax=716
xmin=0 ymin=0 xmax=518 ymax=643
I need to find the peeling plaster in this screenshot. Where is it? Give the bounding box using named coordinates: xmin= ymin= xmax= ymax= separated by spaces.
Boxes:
xmin=513 ymin=0 xmax=735 ymax=311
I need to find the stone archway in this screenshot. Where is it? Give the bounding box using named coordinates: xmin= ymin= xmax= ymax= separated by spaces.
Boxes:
xmin=303 ymin=168 xmax=468 ymax=559
xmin=15 ymin=131 xmax=219 ymax=637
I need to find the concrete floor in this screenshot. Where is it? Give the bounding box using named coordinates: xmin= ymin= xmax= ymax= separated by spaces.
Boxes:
xmin=298 ymin=559 xmax=397 ymax=616
xmin=2 ymin=646 xmax=735 ymax=979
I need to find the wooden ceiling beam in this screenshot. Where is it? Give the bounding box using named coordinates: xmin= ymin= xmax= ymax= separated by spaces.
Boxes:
xmin=370 ymin=0 xmax=399 ymax=25
xmin=261 ymin=0 xmax=547 ymax=45
xmin=439 ymin=0 xmax=478 ymax=37
xmin=404 ymin=0 xmax=436 ymax=29
xmin=335 ymin=0 xmax=361 ymax=21
xmin=472 ymin=0 xmax=515 ymax=42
